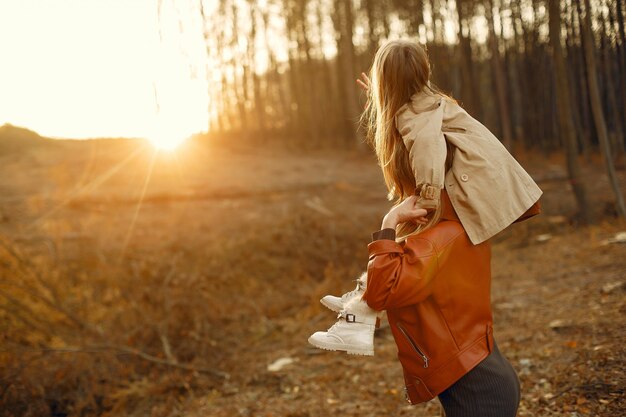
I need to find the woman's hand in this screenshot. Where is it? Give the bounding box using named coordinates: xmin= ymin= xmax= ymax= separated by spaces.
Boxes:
xmin=356 ymin=72 xmax=370 ymax=92
xmin=381 ymin=196 xmax=429 ymax=230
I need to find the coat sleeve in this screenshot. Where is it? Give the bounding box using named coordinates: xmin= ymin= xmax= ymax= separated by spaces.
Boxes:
xmin=362 ymin=237 xmax=441 ymax=311
xmin=394 ymin=99 xmax=447 ymax=209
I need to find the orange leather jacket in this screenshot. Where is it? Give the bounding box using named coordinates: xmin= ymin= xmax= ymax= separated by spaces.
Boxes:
xmin=363 ymin=189 xmax=540 ymax=405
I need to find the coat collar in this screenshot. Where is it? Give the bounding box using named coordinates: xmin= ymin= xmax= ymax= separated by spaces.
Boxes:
xmin=396 ymin=88 xmax=442 ymax=117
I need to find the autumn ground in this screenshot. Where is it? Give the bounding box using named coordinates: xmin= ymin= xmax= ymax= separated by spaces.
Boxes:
xmin=0 ymin=128 xmax=624 ymax=416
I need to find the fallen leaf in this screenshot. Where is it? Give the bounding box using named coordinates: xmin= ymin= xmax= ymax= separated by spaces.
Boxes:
xmin=601 ymin=281 xmax=624 ymax=294
xmin=549 ymin=319 xmax=567 ymax=329
xmin=267 ymin=357 xmax=297 ymax=372
xmin=599 ymin=231 xmax=626 ymax=245
xmin=535 ymin=233 xmax=553 ymax=242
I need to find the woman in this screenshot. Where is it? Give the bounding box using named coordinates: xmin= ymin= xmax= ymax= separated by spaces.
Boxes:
xmin=361 ymin=39 xmax=540 ymax=416
xmin=312 ymin=39 xmax=542 ymax=416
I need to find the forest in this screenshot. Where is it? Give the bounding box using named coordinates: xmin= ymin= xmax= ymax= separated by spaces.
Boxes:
xmin=189 ymin=0 xmax=626 ymax=220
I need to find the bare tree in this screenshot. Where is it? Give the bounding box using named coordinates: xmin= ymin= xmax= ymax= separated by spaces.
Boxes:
xmin=580 ymin=0 xmax=626 ymax=217
xmin=486 ymin=0 xmax=513 ymax=150
xmin=549 ymin=0 xmax=590 ymax=223
xmin=189 ymin=0 xmax=624 ymax=162
xmin=332 ymin=0 xmax=362 ymax=146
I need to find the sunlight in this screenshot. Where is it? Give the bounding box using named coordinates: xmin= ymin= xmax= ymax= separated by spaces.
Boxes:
xmin=0 ymin=1 xmax=208 ymax=141
xmin=119 ymin=146 xmax=158 ymax=261
xmin=27 ymin=144 xmax=145 ymax=230
xmin=147 ymin=129 xmax=189 ymax=151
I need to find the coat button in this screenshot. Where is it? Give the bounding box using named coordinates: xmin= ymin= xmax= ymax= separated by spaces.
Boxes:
xmin=461 ymin=174 xmax=469 ymax=182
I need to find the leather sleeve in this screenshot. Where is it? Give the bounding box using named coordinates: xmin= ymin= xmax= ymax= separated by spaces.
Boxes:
xmin=362 ymin=237 xmax=441 ymax=311
xmin=394 ymin=97 xmax=447 ymax=210
xmin=371 ymin=228 xmax=396 ymax=241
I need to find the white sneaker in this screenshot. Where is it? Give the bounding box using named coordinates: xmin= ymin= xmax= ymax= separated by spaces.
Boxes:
xmin=320 ymin=272 xmax=367 ymax=312
xmin=308 ymin=298 xmax=378 ymax=356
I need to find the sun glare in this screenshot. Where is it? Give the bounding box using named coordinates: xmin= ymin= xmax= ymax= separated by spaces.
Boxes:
xmin=147 ymin=131 xmax=189 ymax=151
xmin=0 ymin=1 xmax=209 ymax=142
xmin=146 ymin=114 xmax=198 ymax=151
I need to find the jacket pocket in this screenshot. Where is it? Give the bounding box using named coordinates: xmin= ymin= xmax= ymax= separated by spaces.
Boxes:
xmin=404 ymin=377 xmax=434 ymax=405
xmin=396 ymin=322 xmax=429 ymax=368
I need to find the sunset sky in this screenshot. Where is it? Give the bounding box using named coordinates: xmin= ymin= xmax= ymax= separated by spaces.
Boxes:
xmin=0 ymin=0 xmax=500 ymax=148
xmin=0 ymin=0 xmax=209 ymax=147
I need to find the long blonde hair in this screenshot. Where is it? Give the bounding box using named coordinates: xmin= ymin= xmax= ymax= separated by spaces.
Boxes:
xmin=360 ymin=39 xmax=456 ymax=240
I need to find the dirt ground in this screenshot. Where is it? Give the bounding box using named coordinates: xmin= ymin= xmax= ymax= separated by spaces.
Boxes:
xmin=0 ymin=132 xmax=624 ymax=416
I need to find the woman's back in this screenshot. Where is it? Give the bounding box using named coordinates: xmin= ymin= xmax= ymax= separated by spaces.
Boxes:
xmin=364 ymin=188 xmax=495 ymax=404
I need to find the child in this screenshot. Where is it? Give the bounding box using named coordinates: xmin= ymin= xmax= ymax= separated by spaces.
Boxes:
xmin=308 ymin=39 xmax=541 ymax=413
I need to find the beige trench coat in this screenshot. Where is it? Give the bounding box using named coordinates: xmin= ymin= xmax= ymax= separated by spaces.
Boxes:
xmin=395 ymin=89 xmax=543 ymax=245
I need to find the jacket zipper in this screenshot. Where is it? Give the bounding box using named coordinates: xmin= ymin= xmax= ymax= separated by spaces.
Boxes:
xmin=396 ymin=322 xmax=429 ymax=368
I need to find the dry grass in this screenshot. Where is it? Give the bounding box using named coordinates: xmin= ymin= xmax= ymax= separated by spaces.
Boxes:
xmin=0 ymin=133 xmax=624 ymax=416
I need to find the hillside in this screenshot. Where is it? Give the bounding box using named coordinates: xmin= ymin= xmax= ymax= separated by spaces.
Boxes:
xmin=0 ymin=137 xmax=624 ymax=416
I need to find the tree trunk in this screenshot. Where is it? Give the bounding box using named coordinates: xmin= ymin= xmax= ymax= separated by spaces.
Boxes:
xmin=296 ymin=0 xmax=321 ymax=146
xmin=315 ymin=1 xmax=336 ymax=143
xmin=572 ymin=2 xmax=594 ymax=161
xmin=616 ymin=0 xmax=626 ymax=143
xmin=549 ymin=0 xmax=591 ymax=223
xmin=248 ymin=2 xmax=267 ymax=143
xmin=510 ymin=0 xmax=529 ymax=147
xmin=456 ymin=0 xmax=482 ymax=117
xmin=504 ymin=0 xmax=525 ymax=144
xmin=581 ymin=0 xmax=626 ymax=217
xmin=564 ymin=2 xmax=587 ymax=160
xmin=230 ymin=2 xmax=248 ymax=136
xmin=364 ymin=0 xmax=378 ymax=60
xmin=486 ymin=0 xmax=514 ymax=150
xmin=380 ymin=0 xmax=391 ymax=39
xmin=333 ymin=0 xmax=362 ymax=148
xmin=604 ymin=0 xmax=625 ymax=164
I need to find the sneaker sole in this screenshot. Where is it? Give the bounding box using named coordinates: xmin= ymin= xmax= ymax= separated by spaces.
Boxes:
xmin=307 ymin=337 xmax=374 ymax=356
xmin=319 ymin=298 xmax=341 ymax=313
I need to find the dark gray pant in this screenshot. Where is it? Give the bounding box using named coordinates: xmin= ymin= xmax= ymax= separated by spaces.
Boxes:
xmin=438 ymin=341 xmax=521 ymax=417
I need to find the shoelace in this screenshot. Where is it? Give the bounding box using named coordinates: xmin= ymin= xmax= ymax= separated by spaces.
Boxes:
xmin=327 ymin=319 xmax=343 ymax=332
xmin=342 ymin=279 xmax=365 ymax=300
